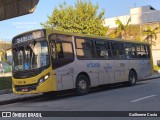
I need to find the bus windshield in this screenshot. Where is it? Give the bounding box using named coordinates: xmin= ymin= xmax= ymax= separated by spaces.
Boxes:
xmin=12 ymin=40 xmax=49 ymax=71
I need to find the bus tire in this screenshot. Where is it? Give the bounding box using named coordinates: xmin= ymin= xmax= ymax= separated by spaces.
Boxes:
xmin=128 ymin=70 xmax=137 ymax=86
xmin=76 ymin=75 xmax=89 ymax=96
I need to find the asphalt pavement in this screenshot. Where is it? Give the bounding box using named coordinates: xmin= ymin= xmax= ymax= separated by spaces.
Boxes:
xmin=0 ymin=74 xmax=160 ymax=119
xmin=1 ymin=77 xmax=159 ymax=111
xmin=0 ymin=73 xmax=160 ymax=106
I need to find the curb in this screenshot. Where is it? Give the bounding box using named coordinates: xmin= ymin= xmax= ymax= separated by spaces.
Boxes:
xmin=140 ymin=74 xmax=160 ymax=81
xmin=142 ymin=76 xmax=160 ymax=81
xmin=0 ymin=94 xmax=42 ymax=106
xmin=0 ymin=89 xmax=12 ymax=95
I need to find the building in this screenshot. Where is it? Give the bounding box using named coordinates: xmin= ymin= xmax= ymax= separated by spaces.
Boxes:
xmin=0 ymin=49 xmax=5 ymax=62
xmin=5 ymin=48 xmax=12 ymax=64
xmin=104 ymin=5 xmax=160 ymax=28
xmin=0 ymin=40 xmax=11 ymax=63
xmin=104 ymin=5 xmax=160 ymax=66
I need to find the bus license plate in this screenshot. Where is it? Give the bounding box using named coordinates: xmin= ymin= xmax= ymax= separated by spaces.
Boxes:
xmin=22 ymin=88 xmax=28 ymax=92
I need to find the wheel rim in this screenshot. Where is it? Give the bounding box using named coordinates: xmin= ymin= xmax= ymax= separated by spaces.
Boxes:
xmin=130 ymin=74 xmax=135 ymax=84
xmin=79 ymin=80 xmax=87 ymax=90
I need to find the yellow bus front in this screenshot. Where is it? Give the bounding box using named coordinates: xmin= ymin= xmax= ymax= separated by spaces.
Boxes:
xmin=12 ymin=29 xmax=56 ymax=94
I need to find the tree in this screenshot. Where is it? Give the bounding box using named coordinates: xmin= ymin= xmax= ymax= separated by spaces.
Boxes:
xmin=109 ymin=17 xmax=131 ymax=39
xmin=41 ymin=0 xmax=108 ymax=36
xmin=0 ymin=50 xmax=6 ymax=62
xmin=142 ymin=26 xmax=160 ymax=46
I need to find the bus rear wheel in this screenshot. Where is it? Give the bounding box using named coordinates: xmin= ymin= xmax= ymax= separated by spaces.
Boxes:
xmin=76 ymin=75 xmax=89 ymax=96
xmin=128 ymin=71 xmax=137 ymax=86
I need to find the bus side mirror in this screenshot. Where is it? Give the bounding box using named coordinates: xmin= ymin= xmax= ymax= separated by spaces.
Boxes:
xmin=56 ymin=43 xmax=61 ymax=53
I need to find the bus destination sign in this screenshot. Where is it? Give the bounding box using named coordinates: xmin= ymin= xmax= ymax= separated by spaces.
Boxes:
xmin=16 ymin=35 xmax=34 ymax=44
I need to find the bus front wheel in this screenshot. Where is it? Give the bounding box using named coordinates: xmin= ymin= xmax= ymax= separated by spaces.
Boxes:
xmin=76 ymin=75 xmax=89 ymax=95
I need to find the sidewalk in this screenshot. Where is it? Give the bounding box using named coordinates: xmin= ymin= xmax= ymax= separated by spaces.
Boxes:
xmin=0 ymin=72 xmax=12 ymax=77
xmin=0 ymin=93 xmax=42 ymax=106
xmin=142 ymin=72 xmax=160 ymax=80
xmin=0 ymin=73 xmax=160 ymax=105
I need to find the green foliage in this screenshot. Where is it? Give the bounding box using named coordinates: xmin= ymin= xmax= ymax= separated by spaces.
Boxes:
xmin=0 ymin=41 xmax=11 ymax=51
xmin=0 ymin=52 xmax=6 ymax=62
xmin=0 ymin=41 xmax=11 ymax=62
xmin=153 ymin=65 xmax=160 ymax=73
xmin=135 ymin=35 xmax=141 ymax=42
xmin=41 ymin=0 xmax=108 ymax=36
xmin=109 ymin=17 xmax=131 ymax=39
xmin=129 ymin=25 xmax=140 ymax=36
xmin=0 ymin=77 xmax=12 ymax=90
xmin=108 ymin=31 xmax=116 ymax=38
xmin=142 ymin=26 xmax=160 ymax=46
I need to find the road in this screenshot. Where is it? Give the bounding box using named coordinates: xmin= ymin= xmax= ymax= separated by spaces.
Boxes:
xmin=0 ymin=78 xmax=160 ymax=120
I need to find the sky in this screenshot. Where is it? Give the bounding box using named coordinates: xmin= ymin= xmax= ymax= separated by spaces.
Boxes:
xmin=0 ymin=0 xmax=160 ymax=40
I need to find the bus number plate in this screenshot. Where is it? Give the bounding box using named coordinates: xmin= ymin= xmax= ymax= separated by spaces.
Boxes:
xmin=22 ymin=88 xmax=28 ymax=92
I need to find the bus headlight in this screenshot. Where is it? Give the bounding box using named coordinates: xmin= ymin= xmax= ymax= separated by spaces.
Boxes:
xmin=38 ymin=78 xmax=44 ymax=85
xmin=38 ymin=73 xmax=50 ymax=85
xmin=44 ymin=74 xmax=49 ymax=80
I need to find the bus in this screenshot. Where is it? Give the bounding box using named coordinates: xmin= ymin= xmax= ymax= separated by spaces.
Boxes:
xmin=12 ymin=29 xmax=153 ymax=95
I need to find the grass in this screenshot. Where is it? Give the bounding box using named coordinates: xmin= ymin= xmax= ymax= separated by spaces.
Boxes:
xmin=0 ymin=77 xmax=12 ymax=90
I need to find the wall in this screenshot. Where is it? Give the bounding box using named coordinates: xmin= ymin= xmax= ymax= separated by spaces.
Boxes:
xmin=6 ymin=49 xmax=12 ymax=63
xmin=104 ymin=6 xmax=160 ymax=28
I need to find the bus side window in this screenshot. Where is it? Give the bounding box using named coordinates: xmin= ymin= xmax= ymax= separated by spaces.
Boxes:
xmin=111 ymin=42 xmax=125 ymax=59
xmin=61 ymin=42 xmax=74 ymax=58
xmin=145 ymin=45 xmax=150 ymax=58
xmin=56 ymin=43 xmax=63 ymax=59
xmin=96 ymin=41 xmax=105 ymax=58
xmin=125 ymin=43 xmax=136 ymax=59
xmin=50 ymin=41 xmax=56 ymax=59
xmin=95 ymin=40 xmax=111 ymax=59
xmin=76 ymin=38 xmax=94 ymax=59
xmin=50 ymin=41 xmax=74 ymax=59
xmin=50 ymin=41 xmax=63 ymax=59
xmin=136 ymin=44 xmax=149 ymax=58
xmin=104 ymin=42 xmax=112 ymax=58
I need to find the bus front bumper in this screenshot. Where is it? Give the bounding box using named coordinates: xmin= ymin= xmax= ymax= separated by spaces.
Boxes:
xmin=12 ymin=76 xmax=56 ymax=94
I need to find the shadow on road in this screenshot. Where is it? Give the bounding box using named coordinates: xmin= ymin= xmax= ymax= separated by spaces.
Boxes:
xmin=0 ymin=80 xmax=148 ymax=106
xmin=24 ymin=82 xmax=147 ymax=103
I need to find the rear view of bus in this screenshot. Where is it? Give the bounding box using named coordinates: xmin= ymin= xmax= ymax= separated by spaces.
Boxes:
xmin=12 ymin=29 xmax=54 ymax=94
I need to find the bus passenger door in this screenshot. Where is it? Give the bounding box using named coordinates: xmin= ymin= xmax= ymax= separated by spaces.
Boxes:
xmin=50 ymin=40 xmax=75 ymax=90
xmin=60 ymin=67 xmax=74 ymax=90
